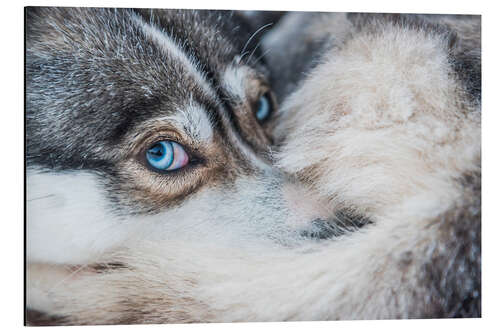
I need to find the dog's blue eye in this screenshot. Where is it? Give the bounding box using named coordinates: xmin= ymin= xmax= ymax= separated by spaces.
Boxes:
xmin=255 ymin=94 xmax=272 ymax=122
xmin=146 ymin=140 xmax=189 ymax=171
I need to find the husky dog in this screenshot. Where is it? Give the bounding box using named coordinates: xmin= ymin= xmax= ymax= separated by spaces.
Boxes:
xmin=25 ymin=8 xmax=480 ymax=325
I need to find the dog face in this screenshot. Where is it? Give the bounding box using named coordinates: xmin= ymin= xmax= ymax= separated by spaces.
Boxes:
xmin=26 ymin=8 xmax=337 ymax=268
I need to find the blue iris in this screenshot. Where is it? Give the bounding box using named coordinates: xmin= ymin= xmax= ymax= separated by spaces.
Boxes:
xmin=146 ymin=141 xmax=174 ymax=170
xmin=255 ymin=94 xmax=271 ymax=122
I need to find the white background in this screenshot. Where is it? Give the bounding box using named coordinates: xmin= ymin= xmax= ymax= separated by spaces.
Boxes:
xmin=3 ymin=0 xmax=498 ymax=332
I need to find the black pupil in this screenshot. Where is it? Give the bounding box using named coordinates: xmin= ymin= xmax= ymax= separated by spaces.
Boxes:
xmin=149 ymin=144 xmax=164 ymax=157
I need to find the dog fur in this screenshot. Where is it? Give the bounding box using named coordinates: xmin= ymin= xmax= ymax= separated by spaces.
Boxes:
xmin=268 ymin=12 xmax=481 ymax=318
xmin=25 ymin=9 xmax=481 ymax=324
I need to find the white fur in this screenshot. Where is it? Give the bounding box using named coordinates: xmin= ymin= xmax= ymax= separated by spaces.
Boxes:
xmin=27 ymin=196 xmax=458 ymax=322
xmin=27 ymin=169 xmax=140 ymax=265
xmin=26 ymin=168 xmax=322 ymax=266
xmin=222 ymin=66 xmax=250 ymax=101
xmin=181 ymin=102 xmax=214 ymax=143
xmin=149 ymin=100 xmax=214 ymax=144
xmin=276 ymin=25 xmax=480 ymax=216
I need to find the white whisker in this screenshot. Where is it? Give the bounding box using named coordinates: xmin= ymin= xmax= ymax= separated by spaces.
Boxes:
xmin=240 ymin=22 xmax=273 ymax=57
xmin=245 ymin=39 xmax=264 ymax=65
xmin=251 ymin=47 xmax=273 ymax=67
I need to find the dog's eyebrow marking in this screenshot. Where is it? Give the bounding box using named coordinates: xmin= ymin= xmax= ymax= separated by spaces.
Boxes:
xmin=131 ymin=13 xmax=217 ymax=101
xmin=222 ymin=66 xmax=250 ymax=102
xmin=134 ymin=100 xmax=213 ymax=144
xmin=171 ymin=101 xmax=213 ymax=143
